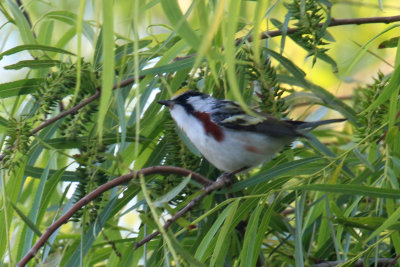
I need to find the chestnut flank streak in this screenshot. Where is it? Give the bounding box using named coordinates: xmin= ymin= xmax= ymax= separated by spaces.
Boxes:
xmin=194 ymin=112 xmax=225 ymax=142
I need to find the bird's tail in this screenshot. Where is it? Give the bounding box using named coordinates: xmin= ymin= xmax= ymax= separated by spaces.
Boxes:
xmin=294 ymin=118 xmax=347 ymax=130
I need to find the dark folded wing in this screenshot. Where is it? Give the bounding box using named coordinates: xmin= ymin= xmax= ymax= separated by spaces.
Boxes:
xmin=211 ymin=101 xmax=302 ymax=137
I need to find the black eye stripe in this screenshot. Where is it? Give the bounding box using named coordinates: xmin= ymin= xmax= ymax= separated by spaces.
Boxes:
xmin=173 ymin=91 xmax=207 ymax=114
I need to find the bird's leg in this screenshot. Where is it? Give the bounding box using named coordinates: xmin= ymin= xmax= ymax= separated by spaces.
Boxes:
xmin=219 ymin=167 xmax=249 ymax=199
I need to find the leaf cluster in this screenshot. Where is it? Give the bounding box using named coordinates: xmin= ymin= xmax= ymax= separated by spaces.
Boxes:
xmin=284 ymin=0 xmax=333 ymax=66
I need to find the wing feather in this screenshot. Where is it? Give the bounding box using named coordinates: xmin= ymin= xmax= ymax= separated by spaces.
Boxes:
xmin=210 ymin=101 xmax=302 ymax=137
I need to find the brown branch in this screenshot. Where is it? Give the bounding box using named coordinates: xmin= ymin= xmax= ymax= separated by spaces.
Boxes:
xmin=30 ymin=77 xmax=139 ymax=135
xmin=134 ymin=174 xmax=233 ymax=249
xmin=16 ymin=166 xmax=212 ymax=267
xmin=237 ymin=15 xmax=400 ymax=44
xmin=0 ymin=77 xmax=138 ymax=162
xmin=135 ymin=168 xmax=246 ymax=249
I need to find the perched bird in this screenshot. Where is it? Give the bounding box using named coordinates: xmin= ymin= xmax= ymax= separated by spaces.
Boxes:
xmin=158 ymin=89 xmax=346 ymax=173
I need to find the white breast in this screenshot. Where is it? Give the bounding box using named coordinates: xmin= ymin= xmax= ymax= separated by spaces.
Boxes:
xmin=169 ymin=105 xmax=292 ymax=172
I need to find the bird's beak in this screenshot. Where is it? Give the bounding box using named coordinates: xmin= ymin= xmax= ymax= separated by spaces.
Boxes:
xmin=158 ymin=100 xmax=173 ymax=107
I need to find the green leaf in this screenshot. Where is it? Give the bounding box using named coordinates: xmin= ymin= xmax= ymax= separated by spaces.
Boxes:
xmin=294 ymin=184 xmax=400 ymax=199
xmin=378 ymin=36 xmax=399 ymax=49
xmin=195 ymin=205 xmax=231 ymax=260
xmin=360 ymin=58 xmax=400 ymax=116
xmin=66 ymin=195 xmax=118 ymax=267
xmin=264 ymin=48 xmax=306 ymax=79
xmin=0 ymin=44 xmax=75 ymax=60
xmin=0 ymin=157 xmax=27 ymax=258
xmin=9 ymin=201 xmax=42 ymax=238
xmin=42 ymin=133 xmax=145 ymax=149
xmin=36 ymin=167 xmax=67 ymax=224
xmin=4 ymin=60 xmax=61 ymax=70
xmin=153 ymin=175 xmax=191 ymax=207
xmin=239 ymin=201 xmax=264 ymax=267
xmin=24 ymin=166 xmax=78 ymax=181
xmin=140 ymin=56 xmax=195 ymax=76
xmin=160 ymin=0 xmax=200 ymax=49
xmin=6 ymin=0 xmax=36 ymax=45
xmin=98 ymin=0 xmax=115 ymax=142
xmin=295 ymin=192 xmax=305 ymax=267
xmin=228 ymin=157 xmax=322 ymax=192
xmin=114 ymin=40 xmax=152 ymax=61
xmin=306 ymin=82 xmax=358 ymax=125
xmin=210 ymin=199 xmax=239 ymax=267
xmin=22 ymin=161 xmax=51 ymax=257
xmin=168 ymin=234 xmax=208 ymax=267
xmin=0 ymin=116 xmax=8 ymax=128
xmin=0 ymin=78 xmax=44 ymax=98
xmin=365 ymin=205 xmax=400 ymax=243
xmin=42 ymin=10 xmax=95 ymax=41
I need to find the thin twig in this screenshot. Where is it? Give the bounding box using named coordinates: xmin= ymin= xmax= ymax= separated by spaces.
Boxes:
xmin=0 ymin=77 xmax=139 ymax=161
xmin=134 ymin=172 xmax=234 ymax=249
xmin=30 ymin=77 xmax=139 ymax=135
xmin=16 ymin=166 xmax=211 ymax=267
xmin=236 ymin=15 xmax=400 ymax=44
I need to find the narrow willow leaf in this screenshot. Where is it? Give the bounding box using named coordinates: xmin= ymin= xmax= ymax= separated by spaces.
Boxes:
xmin=6 ymin=0 xmax=36 ymax=45
xmin=224 ymin=0 xmax=253 ymax=116
xmin=65 ymin=195 xmax=118 ymax=267
xmin=295 ymin=191 xmax=305 ymax=267
xmin=36 ymin=167 xmax=66 ymax=225
xmin=365 ymin=205 xmax=400 ymax=243
xmin=228 ymin=157 xmax=322 ymax=192
xmin=0 ymin=116 xmax=8 ymax=128
xmin=251 ymin=199 xmax=275 ymax=266
xmin=42 ymin=133 xmax=145 ymax=149
xmin=43 ymin=10 xmax=95 ymax=41
xmin=168 ymin=234 xmax=207 ymax=267
xmin=153 ymin=175 xmax=191 ymax=207
xmin=140 ymin=56 xmax=195 ymax=76
xmin=22 ymin=161 xmax=51 ymax=257
xmin=0 ymin=44 xmax=75 ymax=60
xmin=195 ymin=206 xmax=231 ymax=260
xmin=98 ymin=0 xmax=115 ymax=142
xmin=0 ymin=157 xmax=27 ymax=258
xmin=4 ymin=60 xmax=61 ymax=70
xmin=239 ymin=201 xmax=263 ymax=267
xmin=114 ymin=40 xmax=152 ymax=61
xmin=210 ymin=199 xmax=239 ymax=267
xmin=9 ymin=201 xmax=42 ymax=238
xmin=264 ymin=48 xmax=306 ymax=79
xmin=37 ymin=20 xmax=54 ymax=45
xmin=306 ymin=82 xmax=358 ymax=125
xmin=294 ymin=184 xmax=400 ymax=199
xmin=160 ymin=0 xmax=200 ymax=49
xmin=24 ymin=166 xmax=78 ymax=181
xmin=0 ymin=78 xmax=44 ymax=98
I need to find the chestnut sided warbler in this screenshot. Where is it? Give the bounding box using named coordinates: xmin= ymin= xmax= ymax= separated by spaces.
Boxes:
xmin=158 ymin=89 xmax=346 ymax=173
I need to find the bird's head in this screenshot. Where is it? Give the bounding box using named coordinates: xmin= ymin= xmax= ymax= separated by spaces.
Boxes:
xmin=158 ymin=88 xmax=212 ymax=113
